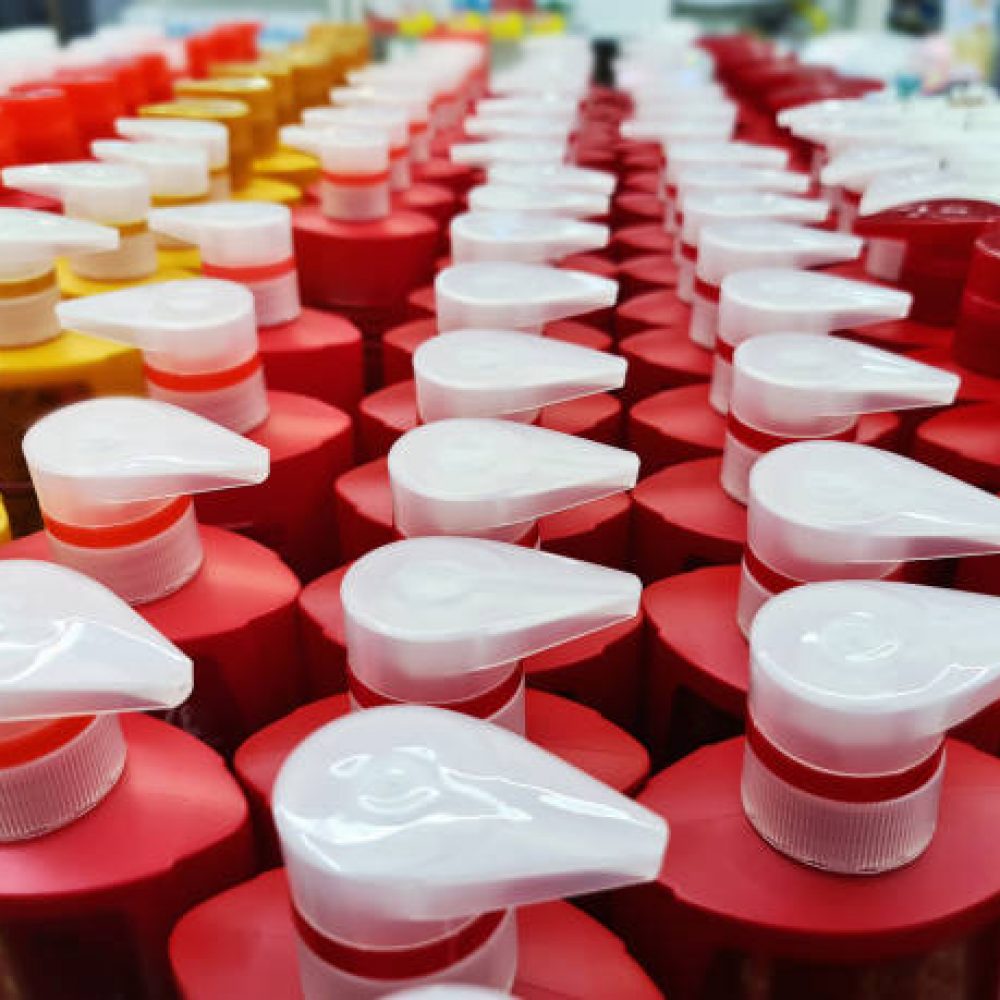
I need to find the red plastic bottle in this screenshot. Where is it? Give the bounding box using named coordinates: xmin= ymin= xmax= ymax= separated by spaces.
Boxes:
xmin=0 ymin=561 xmax=255 ymax=1000
xmin=0 ymin=398 xmax=304 ymax=756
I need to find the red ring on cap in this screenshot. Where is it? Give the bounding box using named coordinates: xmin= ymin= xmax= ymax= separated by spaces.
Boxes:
xmin=143 ymin=353 xmax=262 ymax=393
xmin=42 ymin=496 xmax=192 ymax=550
xmin=323 ymin=168 xmax=391 ymax=187
xmin=202 ymin=257 xmax=296 ymax=283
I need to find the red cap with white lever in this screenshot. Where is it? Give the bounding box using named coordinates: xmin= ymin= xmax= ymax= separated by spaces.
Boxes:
xmin=329 ymin=85 xmax=432 ymax=164
xmin=0 ymin=560 xmax=191 ymax=841
xmin=274 ymin=704 xmax=667 ymax=998
xmin=744 ymin=580 xmax=1000 ymax=873
xmin=724 ymin=334 xmax=958 ymax=502
xmin=449 ymin=211 xmax=608 ymax=265
xmin=56 ymin=279 xmax=268 ymax=434
xmin=23 ymin=397 xmax=268 ymax=605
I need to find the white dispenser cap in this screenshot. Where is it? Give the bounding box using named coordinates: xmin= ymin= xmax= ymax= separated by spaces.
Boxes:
xmin=414 ymin=330 xmax=626 ymax=422
xmin=274 ymin=704 xmax=667 ymax=949
xmin=697 ymin=222 xmax=863 ymax=285
xmin=330 ymin=85 xmax=432 ymax=129
xmin=435 ymin=262 xmax=617 ymax=335
xmin=859 ymin=167 xmax=1000 ymax=215
xmin=450 ymin=212 xmax=609 ymax=265
xmin=341 ymin=537 xmax=640 ymax=703
xmin=388 ymin=419 xmax=639 ymax=540
xmin=0 ymin=210 xmax=118 ymax=347
xmin=281 ymin=123 xmax=389 ymax=176
xmin=56 ymin=280 xmax=268 ymax=434
xmin=744 ymin=581 xmax=1000 ymax=873
xmin=463 ymin=116 xmax=573 ymax=142
xmin=488 ymin=163 xmax=614 ymax=197
xmin=0 ymin=559 xmax=191 ymax=840
xmin=302 ymin=105 xmax=409 ymax=154
xmin=450 ymin=140 xmax=566 ymax=167
xmin=2 ymin=162 xmax=151 ymax=224
xmin=620 ymin=104 xmax=737 ymax=142
xmin=477 ymin=95 xmax=577 ymax=118
xmin=92 ymin=140 xmax=210 ymax=202
xmin=115 ymin=118 xmax=229 ymax=173
xmin=467 ymin=184 xmax=608 ymax=220
xmin=679 ymin=191 xmax=831 ymax=249
xmin=820 ymin=145 xmax=941 ymax=193
xmin=665 ymin=142 xmax=790 ymax=185
xmin=23 ymin=398 xmax=268 ymax=604
xmin=749 ymin=441 xmax=1000 ymax=579
xmin=719 ymin=269 xmax=912 ymax=348
xmin=676 ymin=165 xmax=811 ymax=199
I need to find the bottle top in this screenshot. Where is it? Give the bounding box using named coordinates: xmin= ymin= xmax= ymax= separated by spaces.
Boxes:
xmin=56 ymin=280 xmax=267 ymax=434
xmin=434 ymin=262 xmax=617 ymax=334
xmin=679 ymin=190 xmax=830 ymax=249
xmin=450 ymin=139 xmax=565 ymax=167
xmin=280 ymin=123 xmax=389 ymax=177
xmin=731 ymin=333 xmax=958 ymax=436
xmin=697 ymin=221 xmax=862 ymax=285
xmin=750 ymin=580 xmax=1000 ymax=777
xmin=148 ymin=201 xmax=293 ymax=269
xmin=466 ymin=183 xmax=608 ymax=220
xmin=23 ymin=397 xmax=268 ymax=529
xmin=329 ymin=85 xmax=431 ymax=131
xmin=274 ymin=704 xmax=668 ymax=948
xmin=665 ymin=141 xmax=789 ymax=184
xmin=2 ymin=161 xmax=150 ymax=224
xmin=341 ymin=537 xmax=640 ymax=698
xmin=487 ymin=162 xmax=614 ymax=196
xmin=414 ymin=330 xmax=625 ymax=421
xmin=675 ymin=164 xmax=810 ymax=199
xmin=820 ymin=144 xmax=940 ymax=194
xmin=718 ymin=268 xmax=911 ymax=347
xmin=464 ymin=115 xmax=574 ymax=142
xmin=748 ymin=441 xmax=1000 ymax=580
xmin=115 ymin=117 xmax=228 ymax=172
xmin=859 ymin=167 xmax=1000 ymax=216
xmin=389 ymin=419 xmax=638 ymax=538
xmin=620 ymin=102 xmax=737 ymax=142
xmin=476 ymin=94 xmax=577 ymax=118
xmin=302 ymin=105 xmax=408 ymax=153
xmin=449 ymin=211 xmax=608 ymax=265
xmin=91 ymin=139 xmax=209 ymax=202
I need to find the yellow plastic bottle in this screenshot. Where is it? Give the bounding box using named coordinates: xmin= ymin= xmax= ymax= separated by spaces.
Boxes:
xmin=0 ymin=210 xmax=143 ymax=535
xmin=176 ymin=77 xmax=318 ymax=194
xmin=212 ymin=58 xmax=298 ymax=126
xmin=0 ymin=496 xmax=10 ymax=544
xmin=2 ymin=162 xmax=192 ymax=300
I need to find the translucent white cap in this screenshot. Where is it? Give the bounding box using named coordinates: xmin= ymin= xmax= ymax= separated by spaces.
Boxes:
xmin=620 ymin=104 xmax=737 ymax=142
xmin=280 ymin=124 xmax=389 ymax=176
xmin=859 ymin=167 xmax=1000 ymax=215
xmin=718 ymin=269 xmax=912 ymax=347
xmin=697 ymin=222 xmax=863 ymax=285
xmin=23 ymin=399 xmax=268 ymax=603
xmin=449 ymin=212 xmax=608 ymax=265
xmin=477 ymin=95 xmax=577 ymax=118
xmin=115 ymin=118 xmax=229 ymax=172
xmin=56 ymin=281 xmax=268 ymax=434
xmin=274 ymin=704 xmax=667 ymax=945
xmin=342 ymin=537 xmax=640 ymax=700
xmin=330 ymin=86 xmax=432 ymax=129
xmin=745 ymin=581 xmax=1000 ymax=872
xmin=450 ymin=140 xmax=566 ymax=167
xmin=467 ymin=184 xmax=608 ymax=220
xmin=148 ymin=202 xmax=294 ymax=268
xmin=2 ymin=162 xmax=151 ymax=224
xmin=0 ymin=208 xmax=117 ymax=285
xmin=435 ymin=263 xmax=617 ymax=335
xmin=665 ymin=142 xmax=790 ymax=186
xmin=0 ymin=560 xmax=192 ymax=840
xmin=749 ymin=442 xmax=1000 ymax=579
xmin=488 ymin=163 xmax=614 ymax=197
xmin=820 ymin=145 xmax=940 ymax=193
xmin=464 ymin=116 xmax=574 ymax=142
xmin=731 ymin=334 xmax=958 ymax=437
xmin=302 ymin=105 xmax=409 ymax=151
xmin=676 ymin=165 xmax=811 ymax=200
xmin=790 ymin=116 xmax=905 ymax=154
xmin=414 ymin=331 xmax=626 ymax=422
xmin=679 ymin=192 xmax=830 ymax=249
xmin=388 ymin=419 xmax=639 ymax=540
xmin=92 ymin=140 xmax=209 ymax=201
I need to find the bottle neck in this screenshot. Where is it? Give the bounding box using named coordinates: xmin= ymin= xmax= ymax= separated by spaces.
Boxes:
xmin=201 ymin=256 xmax=302 ymax=328
xmin=320 ymin=170 xmax=391 ymax=222
xmin=42 ymin=496 xmax=204 ymax=605
xmin=0 ymin=267 xmax=60 ymax=347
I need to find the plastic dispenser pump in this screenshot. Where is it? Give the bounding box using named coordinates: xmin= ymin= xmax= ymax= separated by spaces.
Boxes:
xmin=466 ymin=184 xmax=608 ymax=220
xmin=434 ymin=262 xmax=617 ymax=335
xmin=449 ymin=212 xmax=609 ymax=265
xmin=56 ymin=279 xmax=268 ymax=433
xmin=711 ymin=269 xmax=913 ymax=413
xmin=744 ymin=580 xmax=1000 ymax=873
xmin=487 ymin=163 xmax=614 ymax=197
xmin=690 ymin=221 xmax=863 ymax=350
xmin=413 ymin=330 xmax=626 ymax=424
xmin=450 ymin=140 xmax=566 ymax=168
xmin=3 ymin=162 xmax=156 ymax=281
xmin=21 ymin=396 xmax=268 ymax=605
xmin=741 ymin=441 xmax=1000 ymax=633
xmin=92 ymin=139 xmax=210 ymax=208
xmin=0 ymin=559 xmax=191 ymax=841
xmin=148 ymin=202 xmax=300 ymax=326
xmin=273 ymin=704 xmax=668 ymax=998
xmin=341 ymin=536 xmax=641 ymax=732
xmin=724 ymin=334 xmax=958 ymax=501
xmin=281 ymin=124 xmax=390 ymax=222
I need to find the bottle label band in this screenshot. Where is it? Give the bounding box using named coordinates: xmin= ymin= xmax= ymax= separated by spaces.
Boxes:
xmin=323 ymin=168 xmax=391 ymax=188
xmin=726 ymin=413 xmax=855 ymax=455
xmin=347 ymin=665 xmax=523 ymax=720
xmin=202 ymin=257 xmax=296 ymax=283
xmin=144 ymin=353 xmax=262 ymax=393
xmin=0 ymin=268 xmax=57 ymax=300
xmin=693 ymin=276 xmax=721 ymax=303
xmin=43 ymin=495 xmax=192 ymax=550
xmin=292 ymin=906 xmax=505 ymax=982
xmin=746 ymin=713 xmax=945 ymax=804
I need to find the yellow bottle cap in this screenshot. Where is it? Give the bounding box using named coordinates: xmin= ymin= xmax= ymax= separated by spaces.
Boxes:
xmin=176 ymin=77 xmax=278 ymax=156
